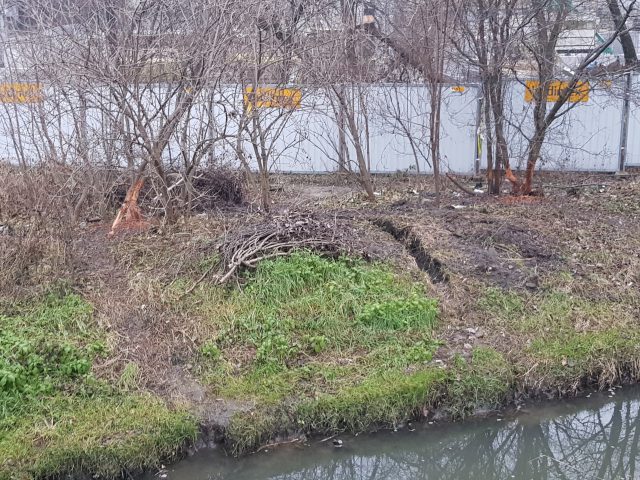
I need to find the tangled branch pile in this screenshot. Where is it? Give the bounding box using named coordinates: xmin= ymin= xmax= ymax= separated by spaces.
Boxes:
xmin=192 ymin=168 xmax=245 ymax=210
xmin=212 ymin=212 xmax=372 ymax=285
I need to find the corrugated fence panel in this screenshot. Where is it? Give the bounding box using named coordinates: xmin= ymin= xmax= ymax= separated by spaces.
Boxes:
xmin=354 ymin=85 xmax=478 ymax=174
xmin=493 ymin=81 xmax=623 ymax=172
xmin=0 ymin=81 xmax=634 ymax=173
xmin=626 ymin=75 xmax=640 ymax=167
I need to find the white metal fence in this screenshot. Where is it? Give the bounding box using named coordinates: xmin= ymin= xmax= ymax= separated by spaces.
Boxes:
xmin=0 ymin=78 xmax=638 ymax=173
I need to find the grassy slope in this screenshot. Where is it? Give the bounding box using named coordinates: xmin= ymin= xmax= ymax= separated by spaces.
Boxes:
xmin=0 ymin=292 xmax=196 ymax=480
xmin=182 ymin=252 xmax=513 ymax=452
xmin=185 ymin=253 xmax=640 ymax=454
xmin=479 ymin=285 xmax=640 ymax=388
xmin=3 ymin=250 xmax=639 ymax=477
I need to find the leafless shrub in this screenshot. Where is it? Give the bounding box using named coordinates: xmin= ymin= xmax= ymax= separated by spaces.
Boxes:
xmin=0 ymin=163 xmax=116 ymax=222
xmin=0 ymin=227 xmax=72 ymax=295
xmin=0 ymin=163 xmax=82 ymax=295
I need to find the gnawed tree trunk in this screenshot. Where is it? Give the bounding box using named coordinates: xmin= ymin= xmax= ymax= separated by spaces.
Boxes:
xmin=109 ymin=178 xmax=145 ymax=237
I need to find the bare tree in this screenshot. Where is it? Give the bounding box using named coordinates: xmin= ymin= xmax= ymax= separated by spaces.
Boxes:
xmin=606 ymin=0 xmax=638 ymax=65
xmin=512 ymin=0 xmax=637 ymax=194
xmin=230 ymin=0 xmax=315 ymax=212
xmin=363 ymin=0 xmax=457 ymax=203
xmin=450 ymin=0 xmax=527 ymax=194
xmin=303 ymin=1 xmax=379 ymax=200
xmin=13 ymin=0 xmax=241 ymax=226
xmin=414 ymin=0 xmax=454 ymax=204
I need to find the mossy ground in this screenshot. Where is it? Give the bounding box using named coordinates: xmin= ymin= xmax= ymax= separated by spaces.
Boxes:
xmin=0 ymin=291 xmax=197 ymax=480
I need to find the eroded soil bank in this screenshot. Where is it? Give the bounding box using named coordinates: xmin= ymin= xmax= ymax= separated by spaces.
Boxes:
xmin=145 ymin=385 xmax=640 ymax=480
xmin=1 ymin=173 xmax=639 ymax=479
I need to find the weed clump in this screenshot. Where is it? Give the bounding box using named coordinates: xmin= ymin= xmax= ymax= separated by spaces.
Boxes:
xmin=211 ymin=252 xmax=439 ymax=370
xmin=0 ymin=293 xmax=99 ymax=424
xmin=358 ymin=298 xmax=437 ymax=330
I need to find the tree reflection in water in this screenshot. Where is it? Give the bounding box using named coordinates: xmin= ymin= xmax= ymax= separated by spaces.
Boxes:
xmin=163 ymin=388 xmax=640 ymax=480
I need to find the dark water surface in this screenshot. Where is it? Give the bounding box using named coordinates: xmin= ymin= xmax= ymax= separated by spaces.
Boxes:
xmin=149 ymin=386 xmax=640 ymax=480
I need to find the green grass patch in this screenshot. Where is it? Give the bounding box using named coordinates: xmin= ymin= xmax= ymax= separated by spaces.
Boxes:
xmin=219 ymin=252 xmax=438 ymax=360
xmin=0 ymin=395 xmax=196 ymax=480
xmin=478 ymin=288 xmax=634 ymax=335
xmin=223 ymin=347 xmax=517 ymax=453
xmin=225 ymin=368 xmax=447 ymax=454
xmin=0 ymin=292 xmax=103 ymax=431
xmin=191 ymin=252 xmax=442 ymax=450
xmin=0 ymin=291 xmax=196 ymax=480
xmin=529 ymin=329 xmax=640 ymax=383
xmin=296 ymin=368 xmax=446 ymax=432
xmin=196 ymin=252 xmax=439 ymax=388
xmin=446 ymin=348 xmax=513 ymax=419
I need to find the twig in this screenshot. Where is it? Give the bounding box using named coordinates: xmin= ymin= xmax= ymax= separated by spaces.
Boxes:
xmin=446 ymin=173 xmax=479 ymax=197
xmin=544 ymin=183 xmax=611 ymax=190
xmin=255 ymin=437 xmax=303 ymax=453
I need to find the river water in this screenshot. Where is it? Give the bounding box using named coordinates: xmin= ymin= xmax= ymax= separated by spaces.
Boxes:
xmin=150 ymin=386 xmax=640 ymax=480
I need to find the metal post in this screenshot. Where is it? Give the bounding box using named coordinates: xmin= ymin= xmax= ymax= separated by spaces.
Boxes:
xmin=337 ymin=86 xmax=348 ymax=173
xmin=618 ymin=72 xmax=632 ymax=173
xmin=473 ymin=86 xmax=484 ymax=176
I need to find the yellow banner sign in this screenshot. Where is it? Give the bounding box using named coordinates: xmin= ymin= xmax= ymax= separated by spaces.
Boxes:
xmin=244 ymin=86 xmax=302 ymax=110
xmin=525 ymin=80 xmax=589 ymax=103
xmin=451 ymin=86 xmax=466 ymax=93
xmin=0 ymin=83 xmax=43 ymax=104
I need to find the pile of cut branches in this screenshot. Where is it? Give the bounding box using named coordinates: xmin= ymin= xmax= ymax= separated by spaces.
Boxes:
xmin=190 ymin=212 xmax=371 ymax=290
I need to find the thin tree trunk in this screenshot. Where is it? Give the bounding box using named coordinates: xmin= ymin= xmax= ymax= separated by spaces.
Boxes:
xmin=346 ymin=111 xmax=375 ymax=201
xmin=429 ymin=83 xmax=443 ymax=206
xmin=488 ymin=77 xmax=509 ymax=195
xmin=523 ymin=133 xmax=545 ymax=194
xmin=607 ymin=0 xmax=638 ymax=65
xmin=333 ymin=86 xmax=375 ymax=200
xmin=259 ymin=167 xmax=271 ymax=213
xmin=483 ymin=85 xmax=496 ymax=194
